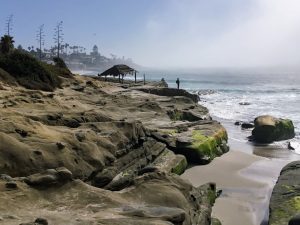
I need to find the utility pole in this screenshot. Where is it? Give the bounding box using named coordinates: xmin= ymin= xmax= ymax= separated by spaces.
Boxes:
xmin=53 ymin=21 xmax=63 ymax=58
xmin=5 ymin=14 xmax=13 ymax=35
xmin=36 ymin=24 xmax=45 ymax=60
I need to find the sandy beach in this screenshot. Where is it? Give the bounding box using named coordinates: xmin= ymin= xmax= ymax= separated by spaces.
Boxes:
xmin=181 ymin=149 xmax=289 ymax=225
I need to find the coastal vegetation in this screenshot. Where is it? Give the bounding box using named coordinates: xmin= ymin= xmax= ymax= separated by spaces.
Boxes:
xmin=0 ymin=34 xmax=72 ymax=91
xmin=0 ymin=14 xmax=135 ymax=74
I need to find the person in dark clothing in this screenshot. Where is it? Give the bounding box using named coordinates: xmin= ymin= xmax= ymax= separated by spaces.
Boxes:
xmin=176 ymin=78 xmax=180 ymax=89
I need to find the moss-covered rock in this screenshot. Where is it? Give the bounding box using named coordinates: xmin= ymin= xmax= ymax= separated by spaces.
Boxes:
xmin=175 ymin=122 xmax=228 ymax=164
xmin=211 ymin=218 xmax=222 ymax=225
xmin=171 ymin=155 xmax=188 ymax=175
xmin=252 ymin=115 xmax=295 ymax=143
xmin=190 ymin=130 xmax=223 ymax=160
xmin=152 ymin=149 xmax=188 ymax=175
xmin=269 ymin=161 xmax=300 ymax=225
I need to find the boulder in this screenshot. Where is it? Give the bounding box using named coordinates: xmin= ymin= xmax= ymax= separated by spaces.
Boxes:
xmin=19 ymin=218 xmax=48 ymax=225
xmin=241 ymin=122 xmax=254 ymax=129
xmin=175 ymin=123 xmax=228 ymax=164
xmin=269 ymin=161 xmax=300 ymax=225
xmin=252 ymin=115 xmax=295 ymax=143
xmin=211 ymin=218 xmax=222 ymax=225
xmin=35 ymin=218 xmax=48 ymax=225
xmin=234 ymin=121 xmax=242 ymax=126
xmin=239 ymin=102 xmax=251 ymax=105
xmin=25 ymin=167 xmax=72 ymax=187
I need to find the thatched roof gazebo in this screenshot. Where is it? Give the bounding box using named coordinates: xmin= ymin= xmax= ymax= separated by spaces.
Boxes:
xmin=98 ymin=64 xmax=137 ymax=83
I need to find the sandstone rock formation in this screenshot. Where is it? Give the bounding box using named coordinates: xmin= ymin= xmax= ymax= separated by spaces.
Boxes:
xmin=0 ymin=74 xmax=228 ymax=224
xmin=0 ymin=169 xmax=217 ymax=225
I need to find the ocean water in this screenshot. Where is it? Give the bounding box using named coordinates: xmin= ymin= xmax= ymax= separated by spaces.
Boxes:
xmin=142 ymin=70 xmax=300 ymax=142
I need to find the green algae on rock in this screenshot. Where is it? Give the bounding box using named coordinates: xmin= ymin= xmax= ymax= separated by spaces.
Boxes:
xmin=189 ymin=127 xmax=228 ymax=163
xmin=269 ymin=161 xmax=300 ymax=225
xmin=171 ymin=122 xmax=228 ymax=164
xmin=211 ymin=218 xmax=222 ymax=225
xmin=170 ymin=155 xmax=188 ymax=175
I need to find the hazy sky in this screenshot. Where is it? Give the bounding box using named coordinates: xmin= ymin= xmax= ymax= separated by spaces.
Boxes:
xmin=1 ymin=0 xmax=300 ymax=68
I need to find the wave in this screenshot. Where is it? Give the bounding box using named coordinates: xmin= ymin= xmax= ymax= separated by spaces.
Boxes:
xmin=198 ymin=89 xmax=300 ymax=137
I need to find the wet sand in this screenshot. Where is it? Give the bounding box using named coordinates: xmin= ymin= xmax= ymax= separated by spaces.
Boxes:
xmin=181 ymin=150 xmax=287 ymax=225
xmin=181 ymin=118 xmax=300 ymax=225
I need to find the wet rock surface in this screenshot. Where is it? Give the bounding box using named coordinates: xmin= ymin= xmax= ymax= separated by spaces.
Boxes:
xmin=269 ymin=161 xmax=300 ymax=225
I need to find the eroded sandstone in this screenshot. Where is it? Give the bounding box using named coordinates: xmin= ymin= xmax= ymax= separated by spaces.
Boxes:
xmin=0 ymin=74 xmax=228 ymax=224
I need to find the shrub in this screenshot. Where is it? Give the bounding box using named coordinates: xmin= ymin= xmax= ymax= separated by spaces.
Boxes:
xmin=0 ymin=50 xmax=62 ymax=91
xmin=0 ymin=67 xmax=16 ymax=85
xmin=53 ymin=57 xmax=67 ymax=68
xmin=52 ymin=57 xmax=73 ymax=78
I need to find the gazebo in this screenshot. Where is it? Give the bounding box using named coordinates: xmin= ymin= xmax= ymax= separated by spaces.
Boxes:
xmin=98 ymin=64 xmax=137 ymax=83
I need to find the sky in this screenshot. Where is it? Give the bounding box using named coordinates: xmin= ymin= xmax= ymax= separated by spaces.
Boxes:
xmin=1 ymin=0 xmax=300 ymax=68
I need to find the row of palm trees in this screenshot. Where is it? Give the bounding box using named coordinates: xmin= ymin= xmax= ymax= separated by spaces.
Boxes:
xmin=26 ymin=44 xmax=87 ymax=55
xmin=27 ymin=43 xmax=86 ymax=55
xmin=0 ymin=34 xmax=88 ymax=59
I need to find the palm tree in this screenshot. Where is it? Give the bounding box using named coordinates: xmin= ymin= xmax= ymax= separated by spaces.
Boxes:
xmin=0 ymin=35 xmax=14 ymax=54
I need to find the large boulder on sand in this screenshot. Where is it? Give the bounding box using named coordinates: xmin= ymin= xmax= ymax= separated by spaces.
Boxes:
xmin=252 ymin=115 xmax=295 ymax=143
xmin=269 ymin=161 xmax=300 ymax=225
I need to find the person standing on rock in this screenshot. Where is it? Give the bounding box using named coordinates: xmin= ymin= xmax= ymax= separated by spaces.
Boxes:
xmin=176 ymin=78 xmax=180 ymax=89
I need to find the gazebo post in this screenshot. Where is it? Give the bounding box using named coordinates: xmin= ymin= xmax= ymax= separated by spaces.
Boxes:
xmin=122 ymin=74 xmax=124 ymax=83
xmin=119 ymin=74 xmax=121 ymax=83
xmin=134 ymin=71 xmax=136 ymax=83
